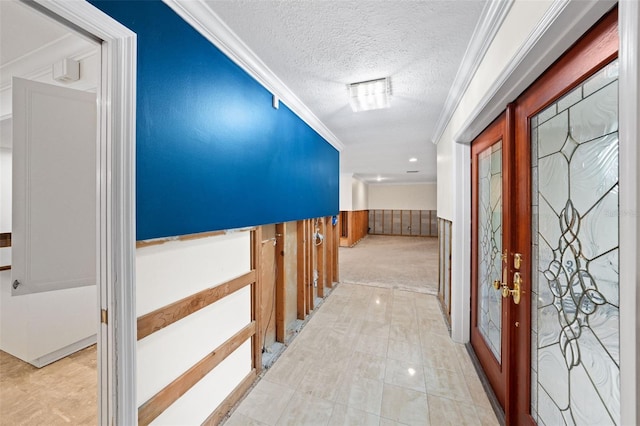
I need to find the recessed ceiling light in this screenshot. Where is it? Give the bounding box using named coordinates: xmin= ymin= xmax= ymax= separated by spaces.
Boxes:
xmin=406 ymin=170 xmax=419 ymax=173
xmin=409 ymin=157 xmax=418 ymax=162
xmin=348 ymin=77 xmax=391 ymax=112
xmin=376 ymin=176 xmax=383 ymax=182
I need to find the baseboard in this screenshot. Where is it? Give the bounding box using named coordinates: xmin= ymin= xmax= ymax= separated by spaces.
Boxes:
xmin=30 ymin=334 xmax=97 ymax=368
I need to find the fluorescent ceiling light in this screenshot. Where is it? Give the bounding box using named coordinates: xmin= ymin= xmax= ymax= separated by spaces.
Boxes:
xmin=348 ymin=77 xmax=390 ymax=112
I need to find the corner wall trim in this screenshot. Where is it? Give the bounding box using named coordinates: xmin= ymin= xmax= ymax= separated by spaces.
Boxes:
xmin=431 ymin=0 xmax=514 ymax=145
xmin=162 ymin=0 xmax=344 ymax=152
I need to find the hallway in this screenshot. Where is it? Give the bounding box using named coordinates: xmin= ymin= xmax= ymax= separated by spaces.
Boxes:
xmin=224 ymin=282 xmax=498 ymax=425
xmin=339 ymin=236 xmax=438 ymax=295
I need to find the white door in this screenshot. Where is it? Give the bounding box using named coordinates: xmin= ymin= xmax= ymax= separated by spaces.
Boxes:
xmin=12 ymin=77 xmax=97 ymax=296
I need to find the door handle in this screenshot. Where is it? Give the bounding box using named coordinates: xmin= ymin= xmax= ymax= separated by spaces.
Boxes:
xmin=501 ymin=272 xmax=521 ymax=304
xmin=492 ymin=250 xmax=508 ymax=291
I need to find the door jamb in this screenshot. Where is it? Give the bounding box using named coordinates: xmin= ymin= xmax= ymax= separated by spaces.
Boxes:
xmin=30 ymin=1 xmax=137 ymax=424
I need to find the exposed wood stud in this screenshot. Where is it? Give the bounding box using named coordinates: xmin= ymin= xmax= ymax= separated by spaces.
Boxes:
xmin=137 ymin=321 xmax=256 ymax=425
xmin=137 ymin=270 xmax=256 ymax=340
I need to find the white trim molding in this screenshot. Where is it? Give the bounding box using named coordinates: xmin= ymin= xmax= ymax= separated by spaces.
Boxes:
xmin=619 ymin=1 xmax=639 ymax=424
xmin=453 ymin=0 xmax=616 ymax=144
xmin=431 ymin=0 xmax=514 ymax=145
xmin=163 ymin=0 xmax=344 ymax=152
xmin=32 ymin=1 xmax=137 ymax=425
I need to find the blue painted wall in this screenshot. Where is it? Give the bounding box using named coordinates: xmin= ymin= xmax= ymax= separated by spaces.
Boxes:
xmin=90 ymin=0 xmax=339 ymax=240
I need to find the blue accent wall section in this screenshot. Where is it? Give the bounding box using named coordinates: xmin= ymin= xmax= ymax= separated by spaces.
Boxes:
xmin=90 ymin=0 xmax=339 ymax=240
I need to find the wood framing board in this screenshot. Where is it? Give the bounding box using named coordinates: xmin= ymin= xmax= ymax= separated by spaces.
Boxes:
xmin=201 ymin=369 xmax=257 ymax=426
xmin=324 ymin=217 xmax=333 ymax=288
xmin=316 ymin=218 xmax=325 ymax=298
xmin=275 ymin=223 xmax=285 ymax=343
xmin=250 ymin=229 xmax=262 ymax=373
xmin=138 ymin=321 xmax=256 ymax=425
xmin=296 ymin=220 xmax=306 ymax=320
xmin=137 ymin=270 xmax=256 ymax=340
xmin=259 ymin=225 xmax=277 ymax=350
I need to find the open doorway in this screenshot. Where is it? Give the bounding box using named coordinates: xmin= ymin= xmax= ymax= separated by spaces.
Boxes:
xmin=0 ymin=1 xmax=136 ymax=424
xmin=0 ymin=1 xmax=101 ymax=423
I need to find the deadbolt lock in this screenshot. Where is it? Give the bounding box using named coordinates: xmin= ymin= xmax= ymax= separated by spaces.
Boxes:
xmin=514 ymin=253 xmax=523 ymax=270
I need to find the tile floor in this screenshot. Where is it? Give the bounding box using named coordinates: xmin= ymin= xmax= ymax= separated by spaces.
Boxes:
xmin=224 ymin=283 xmax=499 ymax=426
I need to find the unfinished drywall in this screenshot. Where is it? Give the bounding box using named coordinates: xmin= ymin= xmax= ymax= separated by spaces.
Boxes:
xmin=136 ymin=231 xmax=251 ymax=424
xmin=368 ymin=183 xmax=436 ymax=210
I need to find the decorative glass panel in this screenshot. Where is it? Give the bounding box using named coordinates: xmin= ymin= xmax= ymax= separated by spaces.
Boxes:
xmin=477 ymin=140 xmax=503 ymax=362
xmin=531 ymin=59 xmax=619 ymax=425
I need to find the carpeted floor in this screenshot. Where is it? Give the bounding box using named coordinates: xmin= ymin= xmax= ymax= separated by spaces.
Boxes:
xmin=339 ymin=235 xmax=438 ymax=295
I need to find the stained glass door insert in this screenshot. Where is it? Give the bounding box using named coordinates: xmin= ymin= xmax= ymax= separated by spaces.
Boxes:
xmin=477 ymin=141 xmax=503 ymax=362
xmin=530 ymin=59 xmax=620 ymax=425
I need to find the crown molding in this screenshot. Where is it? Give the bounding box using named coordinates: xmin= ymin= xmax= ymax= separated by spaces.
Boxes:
xmin=452 ymin=0 xmax=616 ymax=144
xmin=431 ymin=0 xmax=514 ymax=145
xmin=163 ymin=0 xmax=344 ymax=152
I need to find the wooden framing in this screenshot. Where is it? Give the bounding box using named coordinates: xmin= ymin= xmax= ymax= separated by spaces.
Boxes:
xmin=275 ymin=223 xmax=285 ymax=343
xmin=369 ymin=210 xmax=437 ymax=236
xmin=296 ymin=221 xmax=307 ymax=320
xmin=0 ymin=232 xmax=11 ymax=248
xmin=138 ymin=322 xmax=256 ymax=425
xmin=316 ymin=219 xmax=325 ymax=298
xmin=201 ymin=369 xmax=257 ymax=426
xmin=251 ymin=228 xmax=262 ymax=373
xmin=339 ymin=210 xmax=369 ymax=247
xmin=136 ymin=229 xmax=231 ymax=249
xmin=137 ymin=271 xmax=256 ymax=340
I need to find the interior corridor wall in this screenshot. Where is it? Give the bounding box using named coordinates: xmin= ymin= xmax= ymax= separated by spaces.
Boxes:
xmin=90 ymin=0 xmax=339 ymax=241
xmin=368 ymin=183 xmax=436 ymax=210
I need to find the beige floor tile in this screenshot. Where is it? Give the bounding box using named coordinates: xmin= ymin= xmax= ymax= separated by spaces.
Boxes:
xmin=389 ymin=322 xmax=421 ymax=346
xmin=264 ymin=354 xmax=310 ymax=389
xmin=235 ymin=379 xmax=294 ymax=425
xmin=224 ymin=412 xmax=271 ymax=426
xmin=387 ymin=338 xmax=423 ymax=365
xmin=384 ymin=358 xmax=426 ymax=393
xmin=337 ymin=374 xmax=385 ymax=416
xmin=355 ymin=333 xmax=390 ymax=358
xmin=275 ymin=393 xmax=334 ymax=426
xmin=427 ymin=394 xmax=481 ymax=426
xmin=359 ymin=320 xmax=390 ymax=340
xmin=380 ymin=383 xmax=430 ymax=426
xmin=424 ymin=367 xmax=473 ymax=403
xmin=328 ymin=404 xmax=380 ymax=426
xmin=348 ymin=351 xmax=387 ymax=381
xmin=473 ymin=404 xmax=500 ymax=426
xmin=297 ymin=365 xmax=346 ymax=401
xmin=420 ymin=340 xmax=462 ymax=373
xmin=379 ymin=418 xmax=409 ymax=426
xmin=463 ymin=372 xmax=493 ymax=409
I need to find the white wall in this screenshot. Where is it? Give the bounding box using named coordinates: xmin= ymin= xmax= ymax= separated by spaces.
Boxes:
xmin=436 ymin=0 xmax=553 ymax=221
xmin=339 ymin=173 xmax=353 ymax=211
xmin=136 ymin=231 xmax=252 ymax=425
xmin=368 ymin=183 xmax=436 ymax=210
xmin=352 ymin=177 xmax=368 ymax=211
xmin=340 ymin=173 xmax=368 ymax=211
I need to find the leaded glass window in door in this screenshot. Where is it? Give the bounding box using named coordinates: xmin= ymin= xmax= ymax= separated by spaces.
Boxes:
xmin=477 ymin=140 xmax=503 ymax=362
xmin=530 ymin=59 xmax=619 ymax=425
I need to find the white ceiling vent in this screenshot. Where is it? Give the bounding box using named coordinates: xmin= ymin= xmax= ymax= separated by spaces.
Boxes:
xmin=348 ymin=77 xmax=390 ymax=112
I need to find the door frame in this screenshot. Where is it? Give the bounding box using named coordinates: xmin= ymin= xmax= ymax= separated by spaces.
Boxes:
xmin=450 ymin=1 xmax=638 ymax=424
xmin=30 ymin=1 xmax=137 ymax=424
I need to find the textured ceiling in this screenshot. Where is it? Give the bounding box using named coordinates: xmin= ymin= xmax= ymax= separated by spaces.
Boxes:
xmin=205 ymin=0 xmax=487 ymax=184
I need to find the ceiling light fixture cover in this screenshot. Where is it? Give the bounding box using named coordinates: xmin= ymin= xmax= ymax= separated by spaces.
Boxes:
xmin=348 ymin=77 xmax=390 ymax=112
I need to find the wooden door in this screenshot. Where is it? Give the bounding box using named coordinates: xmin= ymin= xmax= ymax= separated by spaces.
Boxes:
xmin=513 ymin=10 xmax=619 ymax=425
xmin=471 ymin=9 xmax=619 ymax=424
xmin=471 ymin=109 xmax=516 ymax=419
